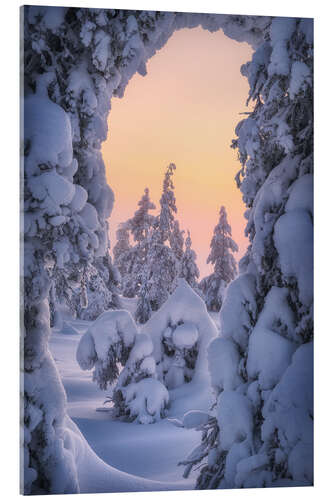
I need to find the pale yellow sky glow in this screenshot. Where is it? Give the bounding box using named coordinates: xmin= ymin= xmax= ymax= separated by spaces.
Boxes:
xmin=102 ymin=27 xmax=253 ymax=277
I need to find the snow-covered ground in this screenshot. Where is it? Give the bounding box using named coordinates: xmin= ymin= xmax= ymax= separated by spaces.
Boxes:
xmin=49 ymin=297 xmax=218 ymax=492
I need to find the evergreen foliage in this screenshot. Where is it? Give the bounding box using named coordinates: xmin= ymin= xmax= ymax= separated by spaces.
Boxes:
xmin=200 ymin=206 xmax=238 ymax=311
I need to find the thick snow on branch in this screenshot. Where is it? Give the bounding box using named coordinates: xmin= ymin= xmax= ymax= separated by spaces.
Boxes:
xmin=76 ymin=310 xmax=137 ymax=389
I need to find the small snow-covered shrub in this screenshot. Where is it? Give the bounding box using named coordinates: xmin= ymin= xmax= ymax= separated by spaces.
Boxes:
xmin=142 ymin=279 xmax=218 ymax=389
xmin=113 ymin=378 xmax=169 ymax=424
xmin=76 ymin=311 xmax=170 ymax=423
xmin=111 ymin=332 xmax=169 ymax=423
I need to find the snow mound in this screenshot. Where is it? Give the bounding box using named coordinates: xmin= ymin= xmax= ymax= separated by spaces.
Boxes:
xmin=63 ymin=416 xmax=182 ymax=493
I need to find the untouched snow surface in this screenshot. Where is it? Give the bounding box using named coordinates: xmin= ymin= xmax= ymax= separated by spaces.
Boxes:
xmin=49 ymin=302 xmax=214 ymax=492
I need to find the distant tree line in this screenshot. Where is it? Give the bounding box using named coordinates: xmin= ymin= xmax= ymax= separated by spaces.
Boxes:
xmin=113 ymin=163 xmax=238 ymax=321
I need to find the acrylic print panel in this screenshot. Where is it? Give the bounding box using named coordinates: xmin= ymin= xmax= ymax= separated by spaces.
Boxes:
xmin=22 ymin=3 xmax=313 ymax=495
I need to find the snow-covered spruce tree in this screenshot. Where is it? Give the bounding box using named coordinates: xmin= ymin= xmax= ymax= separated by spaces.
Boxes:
xmin=22 ymin=5 xmax=274 ymax=493
xmin=113 ymin=221 xmax=138 ymax=298
xmin=113 ymin=189 xmax=156 ymax=298
xmin=142 ymin=279 xmax=218 ymax=390
xmin=159 ymin=162 xmax=177 ymax=241
xmin=135 ymin=223 xmax=179 ymax=322
xmin=170 ymin=220 xmax=185 ymax=261
xmin=199 ymin=206 xmax=238 ymax=312
xmin=134 ymin=260 xmax=153 ymax=324
xmin=111 ymin=333 xmax=169 ymax=424
xmin=124 ymin=188 xmax=157 ymax=297
xmin=75 ymin=255 xmax=121 ymax=321
xmin=76 ymin=310 xmax=169 ymax=423
xmin=128 ymin=187 xmax=156 ymax=244
xmin=113 ymin=222 xmax=131 ymax=277
xmin=134 ymin=164 xmax=179 ymax=322
xmin=180 ymin=230 xmax=200 ymax=291
xmin=181 ymin=17 xmax=313 ymax=489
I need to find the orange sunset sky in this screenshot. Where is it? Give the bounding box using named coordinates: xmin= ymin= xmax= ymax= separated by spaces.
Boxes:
xmin=102 ymin=27 xmax=253 ymax=276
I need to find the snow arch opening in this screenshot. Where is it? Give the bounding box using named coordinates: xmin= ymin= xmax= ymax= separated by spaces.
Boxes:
xmin=102 ymin=25 xmax=254 ymax=275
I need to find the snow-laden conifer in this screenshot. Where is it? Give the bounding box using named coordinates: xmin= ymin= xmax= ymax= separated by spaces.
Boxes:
xmin=113 ymin=189 xmax=156 ymax=298
xmin=128 ymin=187 xmax=156 ymax=244
xmin=134 ymin=164 xmax=179 ymax=321
xmin=200 ymin=206 xmax=238 ymax=311
xmin=111 ymin=333 xmax=169 ymax=424
xmin=76 ymin=310 xmax=169 ymax=424
xmin=113 ymin=222 xmax=132 ymax=279
xmin=142 ymin=279 xmax=217 ymax=389
xmin=170 ymin=220 xmax=185 ymax=261
xmin=180 ymin=230 xmax=200 ymax=290
xmin=159 ymin=163 xmax=177 ymax=242
xmin=76 ymin=256 xmax=121 ymax=320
